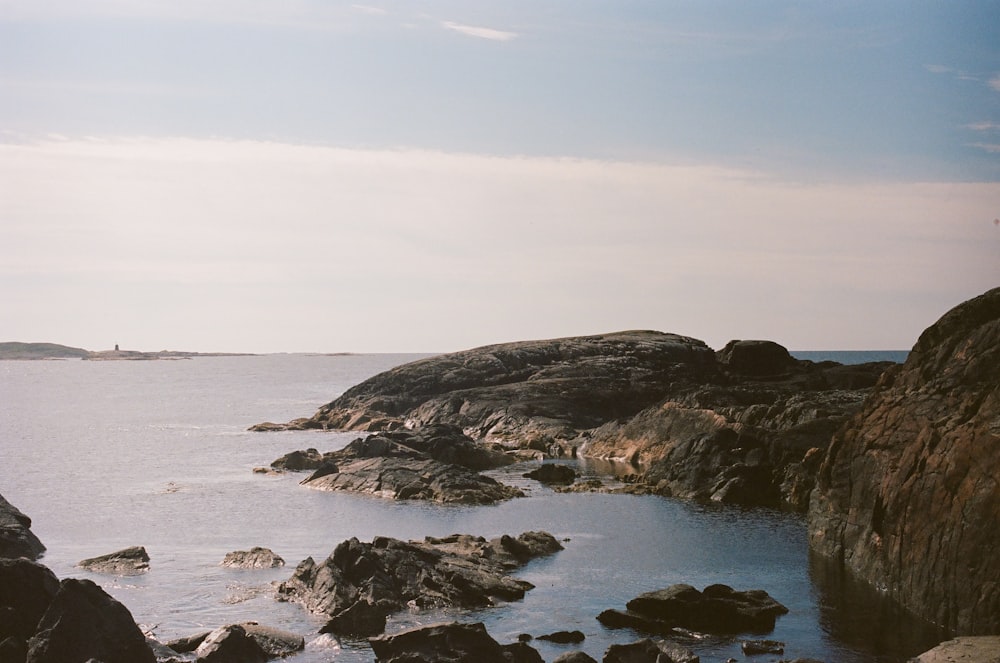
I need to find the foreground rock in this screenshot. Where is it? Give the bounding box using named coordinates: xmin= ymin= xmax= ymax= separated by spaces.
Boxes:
xmin=221 ymin=547 xmax=285 ymax=568
xmin=369 ymin=621 xmax=542 ymax=663
xmin=911 ymin=637 xmax=1000 ymax=662
xmin=287 ymin=426 xmax=523 ymax=504
xmin=254 ymin=332 xmax=891 ymax=511
xmin=276 ymin=531 xmax=562 ymax=636
xmin=78 ymin=546 xmax=150 ymax=575
xmin=809 ymin=287 xmax=1000 ymax=635
xmin=0 ymin=493 xmax=45 ymax=561
xmin=598 ymin=583 xmax=788 ymax=635
xmin=603 ymin=638 xmax=699 ymax=663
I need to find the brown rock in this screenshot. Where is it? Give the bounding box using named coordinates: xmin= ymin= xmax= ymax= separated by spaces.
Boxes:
xmin=809 ymin=287 xmax=1000 ymax=635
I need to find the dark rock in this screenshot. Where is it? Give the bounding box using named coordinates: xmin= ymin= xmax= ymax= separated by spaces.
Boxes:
xmin=809 ymin=287 xmax=1000 ymax=635
xmin=25 ymin=578 xmax=155 ymax=663
xmin=0 ymin=558 xmax=60 ymax=644
xmin=193 ymin=624 xmax=268 ymax=663
xmin=78 ymin=546 xmax=150 ymax=575
xmin=296 ymin=429 xmax=523 ymax=504
xmin=741 ymin=638 xmax=784 ymax=654
xmin=270 ymin=448 xmax=324 ymax=471
xmin=0 ymin=493 xmax=45 ymax=560
xmin=599 ymin=583 xmax=787 ymax=635
xmin=524 ymin=464 xmax=577 ymax=485
xmin=717 ymin=340 xmax=796 ymax=376
xmin=603 ymin=637 xmax=699 ymax=663
xmin=276 ymin=532 xmax=561 ymax=635
xmin=553 ymin=652 xmax=599 ymax=663
xmin=165 ymin=631 xmax=209 ymax=653
xmin=239 ymin=623 xmax=305 ymax=658
xmin=220 ymin=547 xmax=284 ymax=568
xmin=538 ymin=629 xmax=585 ymax=644
xmin=369 ymin=621 xmax=541 ymax=663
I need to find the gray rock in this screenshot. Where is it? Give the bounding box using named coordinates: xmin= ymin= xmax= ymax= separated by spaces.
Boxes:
xmin=239 ymin=623 xmax=304 ymax=658
xmin=909 ymin=637 xmax=1000 ymax=663
xmin=194 ymin=624 xmax=267 ymax=662
xmin=369 ymin=621 xmax=541 ymax=663
xmin=603 ymin=638 xmax=699 ymax=663
xmin=524 ymin=464 xmax=577 ymax=485
xmin=78 ymin=546 xmax=150 ymax=575
xmin=0 ymin=493 xmax=45 ymax=560
xmin=26 ymin=578 xmax=155 ymax=663
xmin=277 ymin=532 xmax=561 ymax=636
xmin=220 ymin=547 xmax=284 ymax=569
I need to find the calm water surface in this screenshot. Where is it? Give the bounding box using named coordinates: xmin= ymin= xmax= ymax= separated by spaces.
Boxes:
xmin=0 ymin=354 xmax=938 ymax=662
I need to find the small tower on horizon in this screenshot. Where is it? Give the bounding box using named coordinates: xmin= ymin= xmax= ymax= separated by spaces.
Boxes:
xmin=114 ymin=344 xmax=119 ymax=351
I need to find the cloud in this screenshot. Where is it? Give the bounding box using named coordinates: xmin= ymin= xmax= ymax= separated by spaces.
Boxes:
xmin=970 ymin=142 xmax=1000 ymax=154
xmin=925 ymin=64 xmax=952 ymax=74
xmin=966 ymin=121 xmax=1000 ymax=132
xmin=351 ymin=4 xmax=386 ymax=15
xmin=441 ymin=21 xmax=517 ymax=41
xmin=990 ymin=75 xmax=1000 ymax=93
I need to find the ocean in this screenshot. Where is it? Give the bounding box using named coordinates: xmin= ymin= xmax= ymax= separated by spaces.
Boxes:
xmin=0 ymin=351 xmax=937 ymax=662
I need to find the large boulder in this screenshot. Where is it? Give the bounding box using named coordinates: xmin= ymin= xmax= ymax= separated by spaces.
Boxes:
xmin=809 ymin=287 xmax=1000 ymax=635
xmin=25 ymin=578 xmax=155 ymax=663
xmin=78 ymin=546 xmax=150 ymax=575
xmin=0 ymin=493 xmax=45 ymax=560
xmin=193 ymin=624 xmax=268 ymax=663
xmin=598 ymin=583 xmax=788 ymax=635
xmin=368 ymin=621 xmax=542 ymax=663
xmin=603 ymin=637 xmax=699 ymax=663
xmin=276 ymin=532 xmax=562 ymax=636
xmin=221 ymin=547 xmax=284 ymax=569
xmin=0 ymin=558 xmax=60 ymax=651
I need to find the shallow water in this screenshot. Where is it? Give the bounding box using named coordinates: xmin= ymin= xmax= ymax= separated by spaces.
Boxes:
xmin=0 ymin=354 xmax=940 ymax=661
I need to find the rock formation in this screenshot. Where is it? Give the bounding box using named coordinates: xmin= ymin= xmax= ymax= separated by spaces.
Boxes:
xmin=368 ymin=621 xmax=543 ymax=663
xmin=603 ymin=638 xmax=699 ymax=663
xmin=279 ymin=425 xmax=523 ymax=504
xmin=78 ymin=546 xmax=150 ymax=575
xmin=276 ymin=531 xmax=562 ymax=636
xmin=0 ymin=493 xmax=45 ymax=560
xmin=221 ymin=547 xmax=285 ymax=568
xmin=598 ymin=583 xmax=788 ymax=635
xmin=809 ymin=287 xmax=1000 ymax=635
xmin=254 ymin=332 xmax=890 ymax=510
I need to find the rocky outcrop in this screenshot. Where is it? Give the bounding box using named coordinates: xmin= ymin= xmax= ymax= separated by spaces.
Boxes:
xmin=25 ymin=577 xmax=155 ymax=662
xmin=809 ymin=287 xmax=1000 ymax=635
xmin=603 ymin=638 xmax=699 ymax=663
xmin=0 ymin=493 xmax=45 ymax=560
xmin=78 ymin=546 xmax=150 ymax=575
xmin=287 ymin=426 xmax=523 ymax=504
xmin=368 ymin=621 xmax=543 ymax=663
xmin=221 ymin=547 xmax=285 ymax=569
xmin=910 ymin=637 xmax=1000 ymax=662
xmin=276 ymin=532 xmax=562 ymax=636
xmin=253 ymin=332 xmax=890 ymax=511
xmin=598 ymin=583 xmax=788 ymax=635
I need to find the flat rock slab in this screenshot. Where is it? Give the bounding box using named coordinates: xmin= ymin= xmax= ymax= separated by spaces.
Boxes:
xmin=369 ymin=621 xmax=541 ymax=663
xmin=911 ymin=637 xmax=1000 ymax=662
xmin=599 ymin=583 xmax=788 ymax=635
xmin=276 ymin=531 xmax=562 ymax=636
xmin=221 ymin=547 xmax=285 ymax=569
xmin=78 ymin=546 xmax=150 ymax=575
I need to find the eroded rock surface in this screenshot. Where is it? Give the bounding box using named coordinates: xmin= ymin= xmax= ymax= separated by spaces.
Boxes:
xmin=276 ymin=532 xmax=562 ymax=636
xmin=78 ymin=546 xmax=150 ymax=575
xmin=809 ymin=287 xmax=1000 ymax=635
xmin=368 ymin=621 xmax=542 ymax=663
xmin=221 ymin=547 xmax=285 ymax=569
xmin=598 ymin=583 xmax=788 ymax=635
xmin=0 ymin=493 xmax=45 ymax=560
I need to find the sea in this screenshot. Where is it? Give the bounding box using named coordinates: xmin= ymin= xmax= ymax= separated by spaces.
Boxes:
xmin=0 ymin=350 xmax=942 ymax=662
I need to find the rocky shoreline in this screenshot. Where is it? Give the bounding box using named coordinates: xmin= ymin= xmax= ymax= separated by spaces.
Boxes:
xmin=3 ymin=288 xmax=998 ymax=661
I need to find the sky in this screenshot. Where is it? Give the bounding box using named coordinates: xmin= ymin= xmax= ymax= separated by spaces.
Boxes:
xmin=1 ymin=1 xmax=999 ymax=354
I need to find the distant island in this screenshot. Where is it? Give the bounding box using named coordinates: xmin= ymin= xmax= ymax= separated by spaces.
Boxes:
xmin=0 ymin=342 xmax=255 ymax=361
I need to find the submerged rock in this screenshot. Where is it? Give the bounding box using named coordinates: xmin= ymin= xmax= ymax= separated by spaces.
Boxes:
xmin=598 ymin=583 xmax=788 ymax=635
xmin=368 ymin=621 xmax=542 ymax=663
xmin=276 ymin=531 xmax=562 ymax=636
xmin=78 ymin=546 xmax=150 ymax=575
xmin=809 ymin=287 xmax=1000 ymax=635
xmin=0 ymin=492 xmax=46 ymax=560
xmin=523 ymin=464 xmax=577 ymax=486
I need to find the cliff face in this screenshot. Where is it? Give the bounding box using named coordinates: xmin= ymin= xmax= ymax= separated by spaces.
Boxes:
xmin=808 ymin=287 xmax=1000 ymax=635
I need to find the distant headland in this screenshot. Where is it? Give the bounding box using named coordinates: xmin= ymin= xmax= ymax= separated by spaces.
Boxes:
xmin=0 ymin=341 xmax=256 ymax=361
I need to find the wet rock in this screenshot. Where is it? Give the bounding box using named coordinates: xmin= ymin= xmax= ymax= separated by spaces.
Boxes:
xmin=0 ymin=558 xmax=60 ymax=645
xmin=194 ymin=624 xmax=267 ymax=662
xmin=276 ymin=532 xmax=562 ymax=636
xmin=598 ymin=583 xmax=788 ymax=635
xmin=0 ymin=493 xmax=45 ymax=560
xmin=270 ymin=448 xmax=324 ymax=471
xmin=809 ymin=287 xmax=1000 ymax=634
xmin=553 ymin=652 xmax=598 ymax=663
xmin=296 ymin=428 xmax=523 ymax=504
xmin=523 ymin=464 xmax=577 ymax=485
xmin=368 ymin=621 xmax=541 ymax=663
xmin=538 ymin=629 xmax=585 ymax=643
xmin=239 ymin=623 xmax=305 ymax=658
xmin=741 ymin=638 xmax=784 ymax=654
xmin=603 ymin=637 xmax=699 ymax=663
xmin=221 ymin=547 xmax=285 ymax=569
xmin=78 ymin=546 xmax=150 ymax=575
xmin=26 ymin=578 xmax=155 ymax=663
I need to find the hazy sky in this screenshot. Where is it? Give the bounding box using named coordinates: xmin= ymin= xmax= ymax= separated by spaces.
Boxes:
xmin=2 ymin=1 xmax=999 ymax=353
